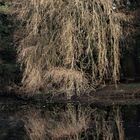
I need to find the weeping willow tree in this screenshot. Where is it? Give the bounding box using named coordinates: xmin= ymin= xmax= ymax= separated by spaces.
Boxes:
xmin=13 ymin=0 xmax=133 ymax=95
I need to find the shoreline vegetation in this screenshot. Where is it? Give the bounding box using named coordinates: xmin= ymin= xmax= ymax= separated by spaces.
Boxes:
xmin=0 ymin=83 xmax=140 ymax=106
xmin=0 ymin=0 xmax=140 ymax=100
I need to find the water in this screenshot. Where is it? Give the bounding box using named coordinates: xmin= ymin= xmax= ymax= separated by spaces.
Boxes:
xmin=0 ymin=97 xmax=140 ymax=140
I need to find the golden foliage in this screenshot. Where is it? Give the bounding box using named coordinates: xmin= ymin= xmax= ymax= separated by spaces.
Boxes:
xmin=13 ymin=0 xmax=132 ymax=94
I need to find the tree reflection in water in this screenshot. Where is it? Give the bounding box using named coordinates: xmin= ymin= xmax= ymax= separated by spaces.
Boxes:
xmin=15 ymin=104 xmax=125 ymax=140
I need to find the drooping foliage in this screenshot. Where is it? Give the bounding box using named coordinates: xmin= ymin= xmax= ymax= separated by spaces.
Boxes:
xmin=13 ymin=0 xmax=137 ymax=94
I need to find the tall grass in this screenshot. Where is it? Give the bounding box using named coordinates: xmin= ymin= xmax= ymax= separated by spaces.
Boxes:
xmin=14 ymin=0 xmax=131 ymax=94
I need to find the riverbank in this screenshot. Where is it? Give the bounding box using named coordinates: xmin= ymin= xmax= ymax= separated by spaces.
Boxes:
xmin=0 ymin=83 xmax=140 ymax=106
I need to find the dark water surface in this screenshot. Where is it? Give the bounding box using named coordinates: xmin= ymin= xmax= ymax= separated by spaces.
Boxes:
xmin=0 ymin=97 xmax=140 ymax=140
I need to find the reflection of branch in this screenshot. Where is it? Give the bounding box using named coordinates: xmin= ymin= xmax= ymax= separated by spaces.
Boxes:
xmin=20 ymin=106 xmax=90 ymax=140
xmin=17 ymin=105 xmax=125 ymax=140
xmin=115 ymin=108 xmax=125 ymax=140
xmin=21 ymin=110 xmax=46 ymax=140
xmin=47 ymin=108 xmax=90 ymax=140
xmin=92 ymin=107 xmax=125 ymax=140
